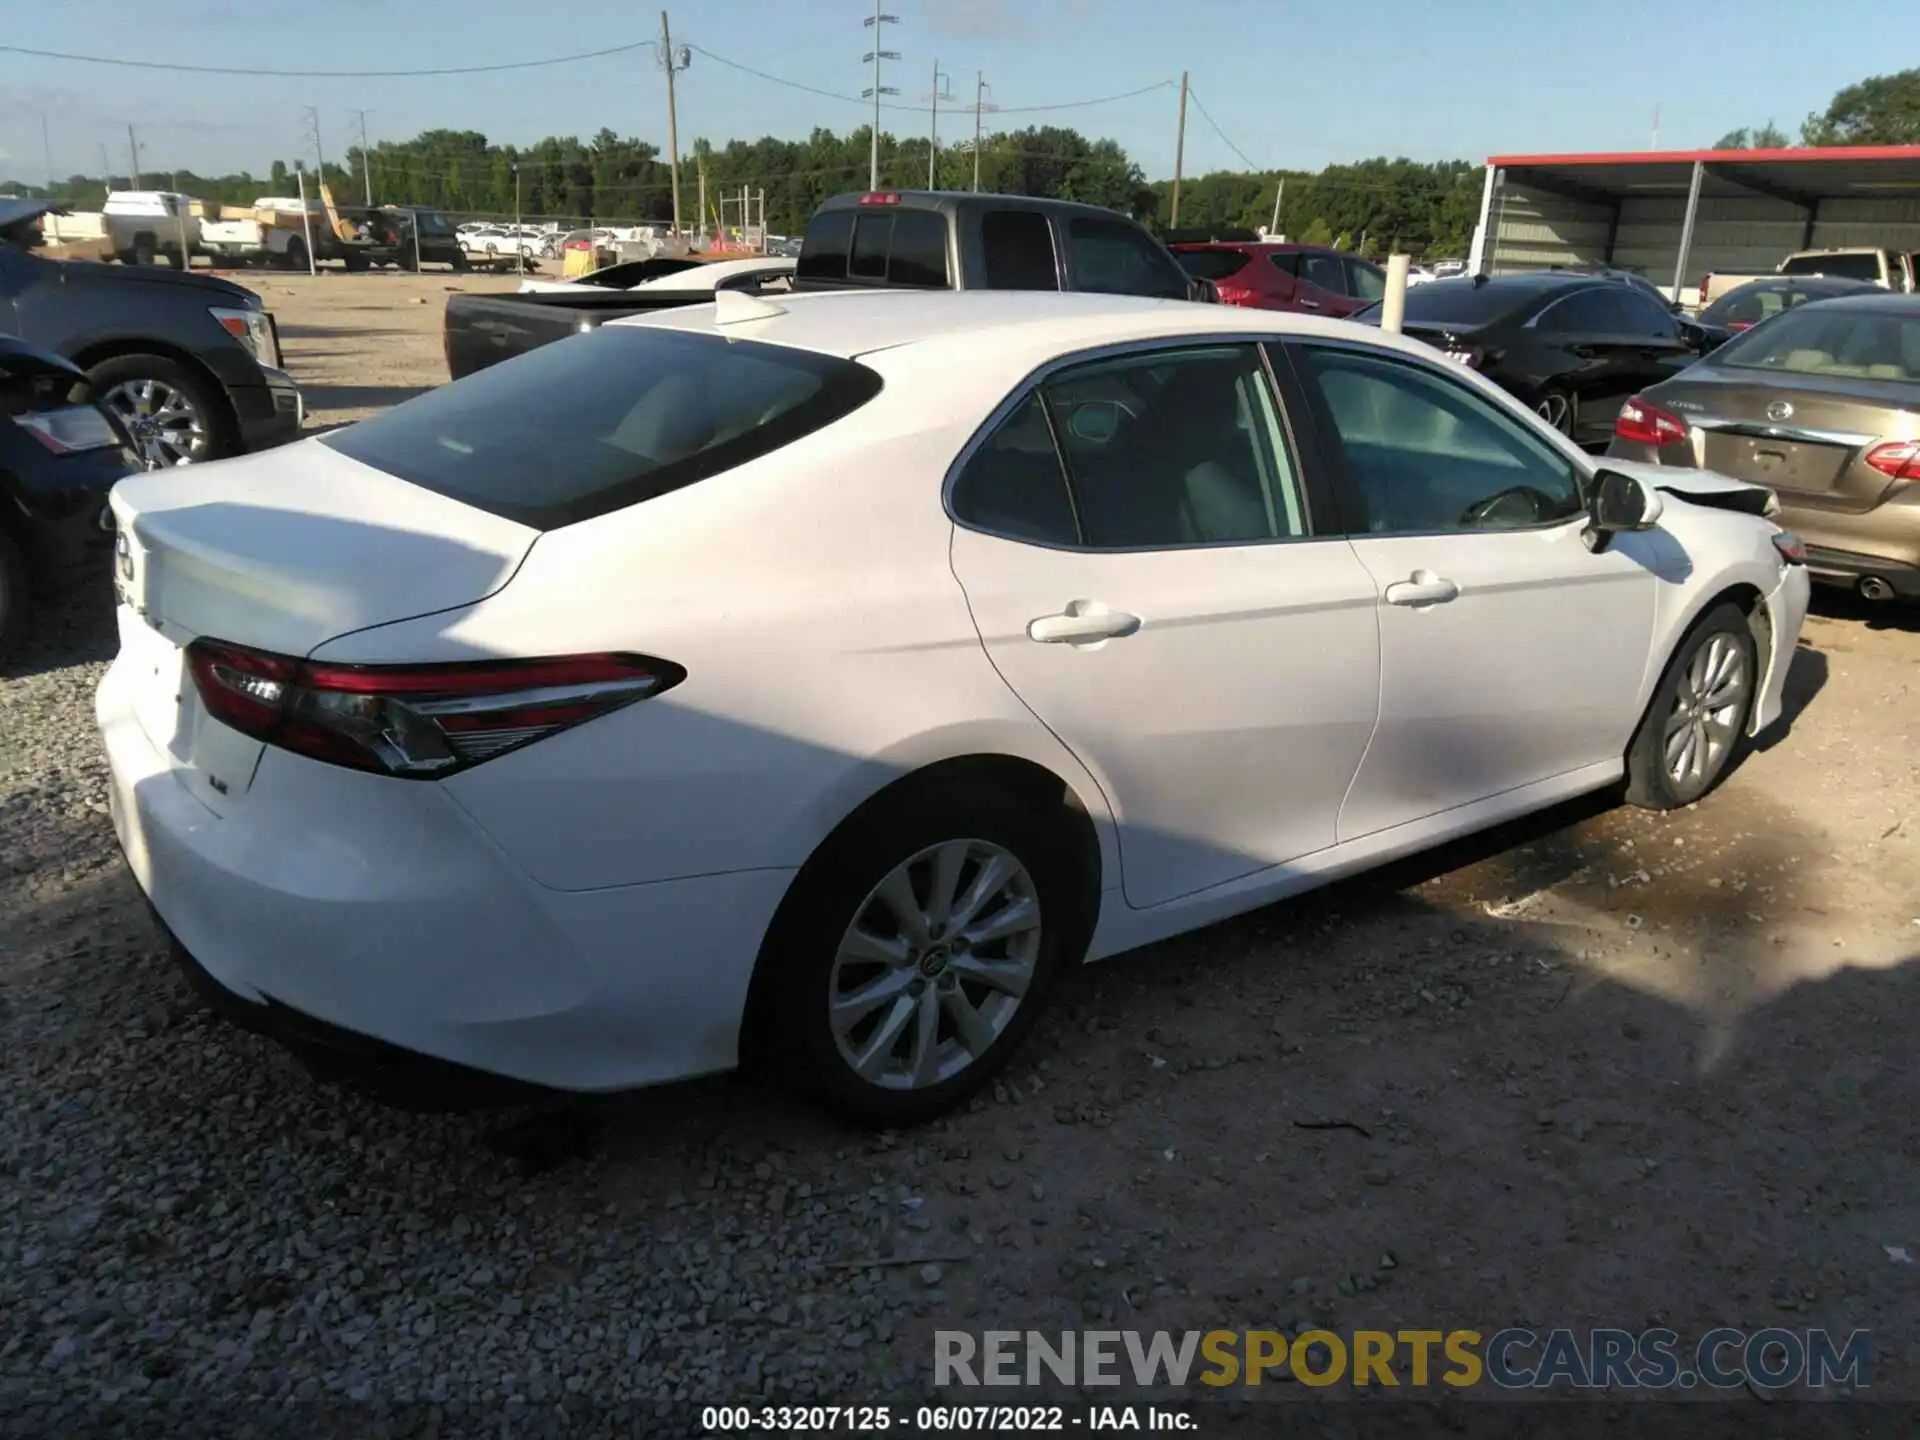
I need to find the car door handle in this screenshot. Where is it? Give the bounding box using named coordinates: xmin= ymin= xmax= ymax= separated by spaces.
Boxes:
xmin=1296 ymin=297 xmax=1322 ymax=309
xmin=1383 ymin=571 xmax=1460 ymax=607
xmin=1027 ymin=603 xmax=1141 ymax=645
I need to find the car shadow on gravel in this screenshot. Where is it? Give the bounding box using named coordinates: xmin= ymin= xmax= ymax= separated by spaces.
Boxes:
xmin=1808 ymin=585 xmax=1920 ymax=634
xmin=0 ymin=582 xmax=117 ymax=681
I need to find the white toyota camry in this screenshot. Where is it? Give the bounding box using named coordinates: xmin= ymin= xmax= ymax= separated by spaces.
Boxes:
xmin=98 ymin=289 xmax=1811 ymax=1123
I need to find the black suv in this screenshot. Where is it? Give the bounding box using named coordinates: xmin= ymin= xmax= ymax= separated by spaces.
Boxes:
xmin=797 ymin=191 xmax=1211 ymax=302
xmin=1 ymin=200 xmax=301 ymax=468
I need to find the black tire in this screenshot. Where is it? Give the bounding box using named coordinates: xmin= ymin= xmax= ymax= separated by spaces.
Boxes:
xmin=88 ymin=353 xmax=241 ymax=468
xmin=132 ymin=234 xmax=157 ymax=267
xmin=169 ymin=247 xmax=190 ymax=271
xmin=1624 ymin=602 xmax=1757 ymax=810
xmin=0 ymin=528 xmax=29 ymax=662
xmin=452 ymin=252 xmax=471 ymax=272
xmin=343 ymin=251 xmax=369 ymax=273
xmin=756 ymin=780 xmax=1084 ymax=1126
xmin=285 ymin=236 xmax=308 ymax=272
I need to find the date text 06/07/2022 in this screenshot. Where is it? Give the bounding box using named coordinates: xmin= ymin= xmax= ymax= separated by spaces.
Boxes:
xmin=699 ymin=1402 xmax=1199 ymax=1433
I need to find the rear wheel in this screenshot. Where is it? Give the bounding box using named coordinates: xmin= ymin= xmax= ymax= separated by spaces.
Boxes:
xmin=91 ymin=354 xmax=238 ymax=468
xmin=131 ymin=234 xmax=157 ymax=267
xmin=284 ymin=235 xmax=309 ymax=272
xmin=1624 ymin=603 xmax=1757 ymax=809
xmin=759 ymin=782 xmax=1079 ymax=1125
xmin=0 ymin=529 xmax=28 ymax=662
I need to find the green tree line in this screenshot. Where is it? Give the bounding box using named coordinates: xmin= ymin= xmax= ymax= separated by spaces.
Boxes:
xmin=5 ymin=122 xmax=1478 ymax=255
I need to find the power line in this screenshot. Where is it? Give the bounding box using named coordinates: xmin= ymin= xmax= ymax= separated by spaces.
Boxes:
xmin=686 ymin=45 xmax=1171 ymax=116
xmin=0 ymin=38 xmax=653 ymax=78
xmin=1185 ymin=86 xmax=1260 ymax=172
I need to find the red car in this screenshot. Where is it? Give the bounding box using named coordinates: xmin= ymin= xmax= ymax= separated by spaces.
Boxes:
xmin=1169 ymin=241 xmax=1386 ymax=317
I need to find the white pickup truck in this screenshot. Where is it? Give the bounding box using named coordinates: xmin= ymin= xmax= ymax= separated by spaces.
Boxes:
xmin=198 ymin=198 xmax=320 ymax=267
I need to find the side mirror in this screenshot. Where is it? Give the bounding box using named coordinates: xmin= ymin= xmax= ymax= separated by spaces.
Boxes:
xmin=1188 ymin=276 xmax=1220 ymax=305
xmin=1584 ymin=468 xmax=1664 ymax=552
xmin=1677 ymin=320 xmax=1712 ymax=351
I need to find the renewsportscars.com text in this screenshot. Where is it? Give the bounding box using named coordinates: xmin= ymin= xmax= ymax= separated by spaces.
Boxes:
xmin=935 ymin=1326 xmax=1871 ymax=1390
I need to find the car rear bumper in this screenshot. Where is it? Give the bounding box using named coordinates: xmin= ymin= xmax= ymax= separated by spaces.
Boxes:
xmin=98 ymin=659 xmax=794 ymax=1098
xmin=1803 ymin=546 xmax=1920 ymax=596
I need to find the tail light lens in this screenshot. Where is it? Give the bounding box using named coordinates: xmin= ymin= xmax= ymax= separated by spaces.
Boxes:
xmin=1614 ymin=396 xmax=1691 ymax=447
xmin=1771 ymin=531 xmax=1806 ymax=565
xmin=1864 ymin=440 xmax=1920 ymax=480
xmin=1214 ymin=283 xmax=1259 ymax=307
xmin=186 ymin=641 xmax=683 ymax=778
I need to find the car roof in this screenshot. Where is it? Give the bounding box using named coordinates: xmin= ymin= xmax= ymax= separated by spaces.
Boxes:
xmin=1792 ymin=290 xmax=1920 ymax=314
xmin=811 ymin=190 xmax=1144 ymax=223
xmin=1419 ymin=272 xmax=1605 ymax=298
xmin=1169 ymin=240 xmax=1335 ymax=254
xmin=611 ymin=288 xmax=1459 ymax=366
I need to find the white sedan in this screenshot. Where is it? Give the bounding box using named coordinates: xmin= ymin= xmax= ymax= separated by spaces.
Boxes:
xmin=98 ymin=292 xmax=1811 ymax=1124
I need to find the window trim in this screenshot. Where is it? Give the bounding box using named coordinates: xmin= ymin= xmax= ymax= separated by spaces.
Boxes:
xmin=942 ymin=333 xmax=1338 ymax=555
xmin=1275 ymin=337 xmax=1597 ymax=541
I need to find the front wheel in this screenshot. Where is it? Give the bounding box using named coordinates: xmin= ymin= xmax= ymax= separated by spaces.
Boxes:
xmin=90 ymin=354 xmax=238 ymax=469
xmin=1624 ymin=603 xmax=1757 ymax=809
xmin=759 ymin=784 xmax=1080 ymax=1125
xmin=1534 ymin=387 xmax=1576 ymax=437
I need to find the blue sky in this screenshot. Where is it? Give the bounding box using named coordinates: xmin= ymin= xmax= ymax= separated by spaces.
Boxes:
xmin=0 ymin=0 xmax=1903 ymax=186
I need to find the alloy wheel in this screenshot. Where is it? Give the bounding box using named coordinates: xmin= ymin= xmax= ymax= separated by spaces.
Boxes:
xmin=828 ymin=839 xmax=1042 ymax=1091
xmin=1663 ymin=633 xmax=1748 ymax=789
xmin=103 ymin=378 xmax=208 ymax=468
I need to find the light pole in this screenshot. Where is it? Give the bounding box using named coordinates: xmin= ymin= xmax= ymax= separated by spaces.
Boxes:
xmin=925 ymin=61 xmax=953 ymax=190
xmin=861 ymin=0 xmax=900 ymax=191
xmin=971 ymin=74 xmax=996 ymax=193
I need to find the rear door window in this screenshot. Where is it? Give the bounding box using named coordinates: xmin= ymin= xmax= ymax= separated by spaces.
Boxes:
xmin=1780 ymin=252 xmax=1882 ymax=283
xmin=797 ymin=209 xmax=855 ymax=281
xmin=1269 ymin=251 xmax=1300 ymax=278
xmin=848 ymin=214 xmax=892 ymax=280
xmin=322 ymin=328 xmax=883 ymax=530
xmin=981 ymin=210 xmax=1059 ymax=290
xmin=1067 ymin=217 xmax=1189 ymax=299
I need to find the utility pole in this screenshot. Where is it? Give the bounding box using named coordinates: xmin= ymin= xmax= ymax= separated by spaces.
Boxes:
xmin=861 ymin=0 xmax=900 ymax=191
xmin=696 ymin=151 xmax=707 ymax=245
xmin=354 ymin=109 xmax=375 ymax=204
xmin=127 ymin=125 xmax=142 ymax=190
xmin=1268 ymin=176 xmax=1284 ymax=237
xmin=305 ymin=107 xmax=326 ymax=183
xmin=972 ymin=72 xmax=993 ymax=193
xmin=1170 ymin=71 xmax=1189 ymax=228
xmin=41 ymin=114 xmax=55 ymax=194
xmin=513 ymin=163 xmax=523 ymax=274
xmin=659 ymin=13 xmax=693 ymax=234
xmin=925 ymin=61 xmax=953 ymax=189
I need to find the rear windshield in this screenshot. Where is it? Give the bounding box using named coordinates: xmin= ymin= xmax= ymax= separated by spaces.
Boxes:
xmin=798 ymin=206 xmax=950 ymax=288
xmin=1352 ymin=279 xmax=1536 ymax=327
xmin=323 ymin=328 xmax=883 ymax=530
xmin=1710 ymin=304 xmax=1920 ymax=381
xmin=1174 ymin=249 xmax=1250 ymax=282
xmin=1780 ymin=253 xmax=1882 ymax=282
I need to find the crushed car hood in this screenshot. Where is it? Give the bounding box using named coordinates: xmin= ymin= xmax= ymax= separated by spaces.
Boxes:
xmin=1599 ymin=458 xmax=1781 ymax=519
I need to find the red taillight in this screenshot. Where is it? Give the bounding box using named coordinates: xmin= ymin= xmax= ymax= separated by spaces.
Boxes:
xmin=1727 ymin=320 xmax=1753 ymax=332
xmin=1214 ymin=283 xmax=1259 ymax=307
xmin=1864 ymin=440 xmax=1920 ymax=481
xmin=186 ymin=641 xmax=683 ymax=778
xmin=1614 ymin=396 xmax=1691 ymax=447
xmin=859 ymin=192 xmax=901 ymax=206
xmin=1771 ymin=531 xmax=1807 ymax=565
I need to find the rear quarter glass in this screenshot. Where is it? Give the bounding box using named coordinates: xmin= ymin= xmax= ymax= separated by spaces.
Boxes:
xmin=322 ymin=328 xmax=883 ymax=531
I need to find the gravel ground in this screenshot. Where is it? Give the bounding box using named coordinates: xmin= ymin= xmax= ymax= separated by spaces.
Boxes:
xmin=3 ymin=279 xmax=1918 ymax=1429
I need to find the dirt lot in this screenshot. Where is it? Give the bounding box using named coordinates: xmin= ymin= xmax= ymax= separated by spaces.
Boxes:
xmin=2 ymin=274 xmax=1917 ymax=1427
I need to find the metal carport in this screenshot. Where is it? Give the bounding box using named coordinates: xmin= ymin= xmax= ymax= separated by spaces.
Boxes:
xmin=1467 ymin=145 xmax=1920 ymax=303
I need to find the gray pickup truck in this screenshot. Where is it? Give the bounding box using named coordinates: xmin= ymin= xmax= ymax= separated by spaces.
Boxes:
xmin=1 ymin=200 xmax=302 ymax=467
xmin=443 ymin=191 xmax=1211 ymax=381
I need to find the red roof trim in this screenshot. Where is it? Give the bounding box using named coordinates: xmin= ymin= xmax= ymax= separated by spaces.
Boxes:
xmin=1486 ymin=145 xmax=1920 ymax=168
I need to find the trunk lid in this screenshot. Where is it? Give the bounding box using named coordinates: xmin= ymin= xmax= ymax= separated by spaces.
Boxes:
xmin=1648 ymin=367 xmax=1920 ymax=514
xmin=108 ymin=440 xmax=538 ymax=812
